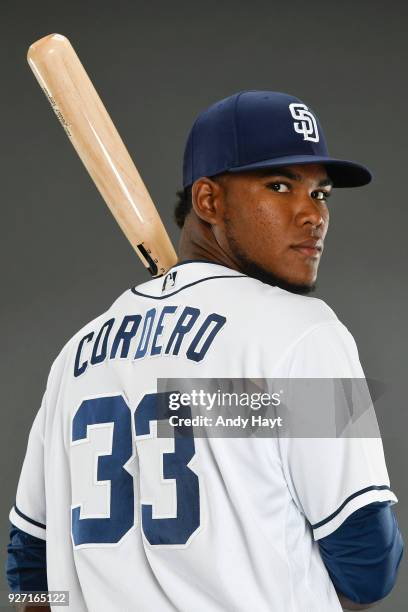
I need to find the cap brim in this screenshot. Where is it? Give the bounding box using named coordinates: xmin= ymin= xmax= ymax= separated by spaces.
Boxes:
xmin=228 ymin=155 xmax=372 ymax=188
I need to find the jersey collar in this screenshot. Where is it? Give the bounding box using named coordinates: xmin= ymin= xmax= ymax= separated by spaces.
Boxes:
xmin=131 ymin=260 xmax=247 ymax=299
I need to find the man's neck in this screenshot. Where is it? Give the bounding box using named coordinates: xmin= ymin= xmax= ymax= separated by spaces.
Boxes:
xmin=176 ymin=214 xmax=241 ymax=273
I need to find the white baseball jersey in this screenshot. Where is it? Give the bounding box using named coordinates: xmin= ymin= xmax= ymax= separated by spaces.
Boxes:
xmin=10 ymin=260 xmax=397 ymax=612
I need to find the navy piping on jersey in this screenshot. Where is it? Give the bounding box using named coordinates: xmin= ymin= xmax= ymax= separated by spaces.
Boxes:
xmin=311 ymin=485 xmax=392 ymax=530
xmin=168 ymin=259 xmax=235 ymax=269
xmin=14 ymin=505 xmax=46 ymax=530
xmin=131 ymin=274 xmax=247 ymax=300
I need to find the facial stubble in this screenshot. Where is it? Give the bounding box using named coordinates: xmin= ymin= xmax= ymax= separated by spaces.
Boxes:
xmin=223 ymin=215 xmax=317 ymax=296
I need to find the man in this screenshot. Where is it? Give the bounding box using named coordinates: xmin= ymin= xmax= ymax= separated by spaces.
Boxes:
xmin=7 ymin=91 xmax=403 ymax=611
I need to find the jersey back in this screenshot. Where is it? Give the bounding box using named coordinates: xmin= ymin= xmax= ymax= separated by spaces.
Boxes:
xmin=10 ymin=261 xmax=397 ymax=612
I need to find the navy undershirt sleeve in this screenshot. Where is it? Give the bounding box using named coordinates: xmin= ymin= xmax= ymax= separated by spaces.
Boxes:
xmin=6 ymin=523 xmax=48 ymax=593
xmin=318 ymin=501 xmax=403 ymax=605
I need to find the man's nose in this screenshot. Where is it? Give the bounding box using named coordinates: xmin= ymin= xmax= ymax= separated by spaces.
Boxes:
xmin=295 ymin=193 xmax=326 ymax=228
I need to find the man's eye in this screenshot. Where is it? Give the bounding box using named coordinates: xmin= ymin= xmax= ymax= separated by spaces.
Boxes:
xmin=313 ymin=190 xmax=331 ymax=201
xmin=267 ymin=182 xmax=290 ymax=192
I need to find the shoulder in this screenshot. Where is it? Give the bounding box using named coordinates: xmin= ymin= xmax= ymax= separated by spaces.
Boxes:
xmin=247 ymin=277 xmax=340 ymax=333
xmin=245 ymin=281 xmax=362 ymax=376
xmin=270 ymin=304 xmax=363 ymax=378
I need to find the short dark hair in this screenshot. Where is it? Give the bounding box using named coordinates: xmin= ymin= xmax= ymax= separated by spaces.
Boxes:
xmin=174 ymin=185 xmax=193 ymax=229
xmin=174 ymin=173 xmax=228 ymax=229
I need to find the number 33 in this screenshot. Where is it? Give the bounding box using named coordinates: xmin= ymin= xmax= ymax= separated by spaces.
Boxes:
xmin=71 ymin=392 xmax=200 ymax=547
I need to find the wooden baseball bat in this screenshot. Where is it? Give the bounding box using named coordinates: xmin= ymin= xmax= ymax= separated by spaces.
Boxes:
xmin=27 ymin=34 xmax=177 ymax=277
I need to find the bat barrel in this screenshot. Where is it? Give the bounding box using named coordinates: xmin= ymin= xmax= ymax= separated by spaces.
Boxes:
xmin=28 ymin=34 xmax=177 ymax=277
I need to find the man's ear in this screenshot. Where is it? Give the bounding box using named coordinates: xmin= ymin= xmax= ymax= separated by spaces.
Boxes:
xmin=191 ymin=177 xmax=224 ymax=225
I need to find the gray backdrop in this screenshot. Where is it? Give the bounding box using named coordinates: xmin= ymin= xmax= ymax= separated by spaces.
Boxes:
xmin=1 ymin=0 xmax=406 ymax=610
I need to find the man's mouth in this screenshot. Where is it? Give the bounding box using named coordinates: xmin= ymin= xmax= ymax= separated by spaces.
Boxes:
xmin=291 ymin=239 xmax=323 ymax=258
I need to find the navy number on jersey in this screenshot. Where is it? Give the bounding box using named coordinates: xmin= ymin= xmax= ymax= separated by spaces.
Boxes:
xmin=71 ymin=396 xmax=134 ymax=545
xmin=135 ymin=393 xmax=200 ymax=545
xmin=71 ymin=393 xmax=200 ymax=547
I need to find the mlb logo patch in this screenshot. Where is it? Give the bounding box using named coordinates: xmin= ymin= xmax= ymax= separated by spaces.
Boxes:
xmin=162 ymin=270 xmax=178 ymax=292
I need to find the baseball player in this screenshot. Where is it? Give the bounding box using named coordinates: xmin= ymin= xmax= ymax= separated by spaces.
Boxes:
xmin=6 ymin=91 xmax=403 ymax=611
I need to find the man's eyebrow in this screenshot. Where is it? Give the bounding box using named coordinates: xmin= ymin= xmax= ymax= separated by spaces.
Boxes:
xmin=256 ymin=167 xmax=333 ymax=187
xmin=257 ymin=168 xmax=301 ymax=181
xmin=318 ymin=177 xmax=334 ymax=188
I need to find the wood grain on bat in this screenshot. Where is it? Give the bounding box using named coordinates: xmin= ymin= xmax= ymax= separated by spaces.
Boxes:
xmin=27 ymin=33 xmax=177 ymax=276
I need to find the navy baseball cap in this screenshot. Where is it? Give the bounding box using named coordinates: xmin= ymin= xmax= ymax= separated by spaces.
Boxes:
xmin=182 ymin=90 xmax=372 ymax=189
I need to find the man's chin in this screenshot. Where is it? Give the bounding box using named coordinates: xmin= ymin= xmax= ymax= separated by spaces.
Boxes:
xmin=236 ymin=258 xmax=317 ymax=295
xmin=270 ymin=276 xmax=316 ymax=295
